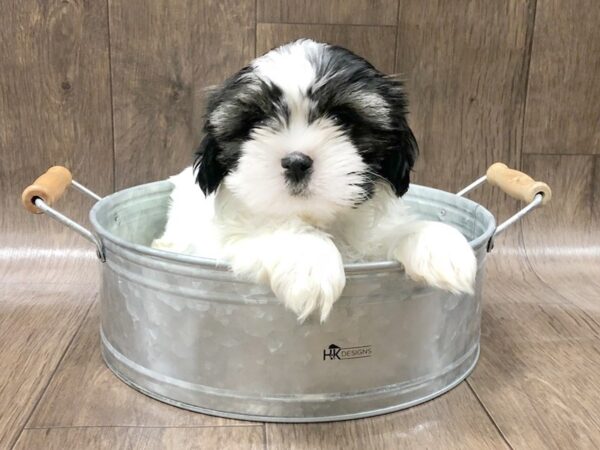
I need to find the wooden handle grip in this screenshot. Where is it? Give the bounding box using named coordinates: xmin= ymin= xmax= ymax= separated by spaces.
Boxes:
xmin=486 ymin=163 xmax=551 ymax=205
xmin=22 ymin=166 xmax=73 ymax=214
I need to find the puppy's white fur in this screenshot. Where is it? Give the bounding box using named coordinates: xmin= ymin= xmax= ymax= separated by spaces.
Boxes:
xmin=153 ymin=40 xmax=476 ymax=321
xmin=154 ymin=167 xmax=476 ymax=322
xmin=225 ymin=117 xmax=368 ymax=227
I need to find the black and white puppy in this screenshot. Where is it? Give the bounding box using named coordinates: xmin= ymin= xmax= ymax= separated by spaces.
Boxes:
xmin=153 ymin=39 xmax=476 ymax=322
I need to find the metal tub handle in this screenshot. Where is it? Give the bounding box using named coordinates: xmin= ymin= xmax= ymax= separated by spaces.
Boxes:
xmin=21 ymin=166 xmax=105 ymax=261
xmin=456 ymin=162 xmax=552 ymax=251
xmin=23 ymin=163 xmax=551 ymax=259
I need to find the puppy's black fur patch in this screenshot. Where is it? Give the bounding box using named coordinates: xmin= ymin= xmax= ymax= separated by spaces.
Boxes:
xmin=306 ymin=45 xmax=418 ymax=197
xmin=194 ymin=67 xmax=288 ymax=194
xmin=194 ymin=40 xmax=418 ymax=198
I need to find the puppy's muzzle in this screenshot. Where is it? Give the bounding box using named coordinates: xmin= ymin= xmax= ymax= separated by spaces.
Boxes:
xmin=281 ymin=152 xmax=313 ymax=184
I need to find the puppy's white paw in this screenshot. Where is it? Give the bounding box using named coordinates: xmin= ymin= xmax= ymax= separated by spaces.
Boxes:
xmin=394 ymin=222 xmax=476 ymax=295
xmin=263 ymin=235 xmax=346 ymax=322
xmin=270 ymin=252 xmax=346 ymax=323
xmin=227 ymin=232 xmax=346 ymax=322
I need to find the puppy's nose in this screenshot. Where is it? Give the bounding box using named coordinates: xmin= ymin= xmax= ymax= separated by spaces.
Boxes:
xmin=281 ymin=152 xmax=313 ymax=182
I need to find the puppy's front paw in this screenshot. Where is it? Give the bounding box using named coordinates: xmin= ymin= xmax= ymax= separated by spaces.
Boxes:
xmin=270 ymin=258 xmax=346 ymax=323
xmin=267 ymin=237 xmax=346 ymax=322
xmin=394 ymin=222 xmax=476 ymax=295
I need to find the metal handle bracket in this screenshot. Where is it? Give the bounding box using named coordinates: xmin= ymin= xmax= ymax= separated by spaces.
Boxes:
xmin=22 ymin=167 xmax=105 ymax=261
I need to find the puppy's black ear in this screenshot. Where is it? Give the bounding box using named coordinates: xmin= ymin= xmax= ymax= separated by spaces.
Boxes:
xmin=380 ymin=127 xmax=418 ymax=197
xmin=193 ymin=134 xmax=226 ymax=195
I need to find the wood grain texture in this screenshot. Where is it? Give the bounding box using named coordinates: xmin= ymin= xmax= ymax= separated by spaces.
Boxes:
xmin=481 ymin=261 xmax=600 ymax=340
xmin=395 ymin=0 xmax=535 ymax=222
xmin=519 ymin=154 xmax=600 ymax=311
xmin=14 ymin=426 xmax=264 ymax=450
xmin=266 ymin=384 xmax=509 ymax=450
xmin=523 ymin=0 xmax=600 ymax=154
xmin=0 ymin=0 xmax=113 ymax=251
xmin=257 ymin=0 xmax=398 ymax=25
xmin=468 ymin=265 xmax=600 ymax=449
xmin=28 ymin=303 xmax=253 ymax=427
xmin=0 ymin=249 xmax=101 ymax=285
xmin=521 ymin=154 xmax=597 ymax=252
xmin=109 ymin=0 xmax=255 ymax=190
xmin=480 ymin=254 xmax=569 ymax=306
xmin=256 ymin=23 xmax=397 ymax=74
xmin=471 ymin=340 xmax=600 ymax=449
xmin=479 ymin=299 xmax=600 ymax=345
xmin=0 ymin=284 xmax=94 ymax=449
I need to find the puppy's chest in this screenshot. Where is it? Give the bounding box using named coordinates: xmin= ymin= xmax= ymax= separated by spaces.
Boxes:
xmin=328 ymin=223 xmax=385 ymax=263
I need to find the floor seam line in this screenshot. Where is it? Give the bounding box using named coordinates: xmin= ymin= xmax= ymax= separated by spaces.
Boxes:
xmin=10 ymin=300 xmax=96 ymax=449
xmin=466 ymin=380 xmax=514 ymax=450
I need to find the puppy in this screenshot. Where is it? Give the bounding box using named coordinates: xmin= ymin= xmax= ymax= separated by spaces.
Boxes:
xmin=153 ymin=39 xmax=476 ymax=322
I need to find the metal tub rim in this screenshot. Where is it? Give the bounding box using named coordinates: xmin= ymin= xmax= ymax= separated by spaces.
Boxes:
xmin=89 ymin=180 xmax=497 ymax=275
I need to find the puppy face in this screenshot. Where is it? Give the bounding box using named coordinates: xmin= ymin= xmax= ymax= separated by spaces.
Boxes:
xmin=195 ymin=39 xmax=418 ymax=225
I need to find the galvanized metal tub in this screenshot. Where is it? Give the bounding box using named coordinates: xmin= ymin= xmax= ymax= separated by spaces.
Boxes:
xmin=92 ymin=181 xmax=493 ymax=422
xmin=22 ymin=163 xmax=551 ymax=422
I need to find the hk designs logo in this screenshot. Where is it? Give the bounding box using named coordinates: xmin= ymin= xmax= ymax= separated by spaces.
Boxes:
xmin=323 ymin=344 xmax=372 ymax=361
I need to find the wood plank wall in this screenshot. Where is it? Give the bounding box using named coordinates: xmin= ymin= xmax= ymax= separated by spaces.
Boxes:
xmin=1 ymin=0 xmax=113 ymax=254
xmin=2 ymin=0 xmax=598 ymax=255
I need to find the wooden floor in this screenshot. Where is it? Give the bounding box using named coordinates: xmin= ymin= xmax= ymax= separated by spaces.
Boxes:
xmin=1 ymin=232 xmax=599 ymax=450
